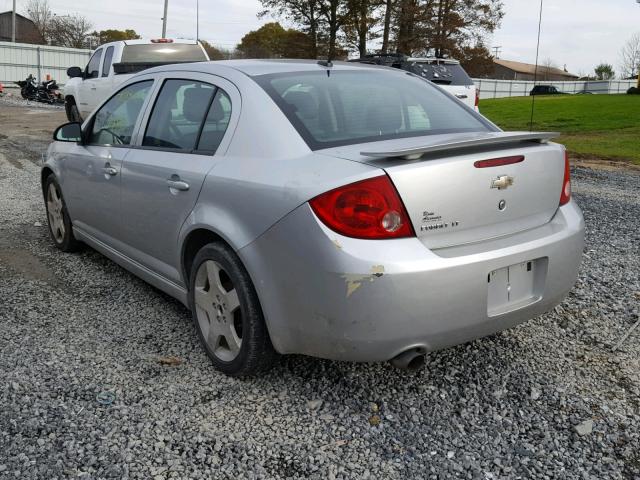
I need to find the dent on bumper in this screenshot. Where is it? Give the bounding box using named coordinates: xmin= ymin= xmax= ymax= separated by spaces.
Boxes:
xmin=239 ymin=200 xmax=585 ymax=362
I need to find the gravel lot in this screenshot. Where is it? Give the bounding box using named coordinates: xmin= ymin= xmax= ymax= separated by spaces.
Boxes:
xmin=0 ymin=103 xmax=639 ymax=480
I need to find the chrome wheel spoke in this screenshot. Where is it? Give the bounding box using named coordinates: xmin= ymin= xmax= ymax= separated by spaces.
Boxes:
xmin=225 ymin=288 xmax=240 ymax=313
xmin=205 ymin=260 xmax=224 ymax=292
xmin=194 ymin=286 xmax=211 ymax=311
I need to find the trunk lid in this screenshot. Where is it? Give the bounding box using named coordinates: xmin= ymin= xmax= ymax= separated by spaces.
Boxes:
xmin=320 ymin=131 xmax=565 ymax=249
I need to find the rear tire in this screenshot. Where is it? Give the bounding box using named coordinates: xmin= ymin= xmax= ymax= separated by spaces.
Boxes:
xmin=43 ymin=176 xmax=82 ymax=252
xmin=189 ymin=242 xmax=276 ymax=377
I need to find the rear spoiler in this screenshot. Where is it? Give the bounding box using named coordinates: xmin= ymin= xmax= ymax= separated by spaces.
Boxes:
xmin=360 ymin=132 xmax=560 ymax=160
xmin=113 ymin=61 xmax=202 ymax=75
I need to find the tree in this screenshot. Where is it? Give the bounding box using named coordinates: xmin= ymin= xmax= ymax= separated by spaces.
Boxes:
xmin=380 ymin=0 xmax=394 ymax=53
xmin=594 ymin=63 xmax=615 ymax=80
xmin=620 ymin=32 xmax=640 ymax=79
xmin=318 ymin=0 xmax=347 ymax=59
xmin=395 ymin=0 xmax=424 ymax=55
xmin=457 ymin=43 xmax=493 ymax=77
xmin=236 ymin=22 xmax=314 ymax=59
xmin=391 ymin=0 xmax=503 ymax=58
xmin=24 ymin=1 xmax=93 ymax=48
xmin=25 ymin=0 xmax=53 ymax=41
xmin=342 ymin=0 xmax=383 ymax=57
xmin=200 ymin=40 xmax=229 ymax=60
xmin=93 ymin=29 xmax=140 ymax=45
xmin=259 ymin=0 xmax=324 ymax=58
xmin=48 ymin=14 xmax=94 ymax=48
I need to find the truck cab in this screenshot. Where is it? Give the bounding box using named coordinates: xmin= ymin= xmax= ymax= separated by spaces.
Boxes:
xmin=64 ymin=39 xmax=209 ymax=122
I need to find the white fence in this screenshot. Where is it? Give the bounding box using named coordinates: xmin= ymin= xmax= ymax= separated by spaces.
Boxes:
xmin=0 ymin=41 xmax=91 ymax=86
xmin=474 ymin=78 xmax=636 ymax=99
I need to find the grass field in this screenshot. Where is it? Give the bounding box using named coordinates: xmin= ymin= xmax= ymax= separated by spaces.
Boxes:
xmin=479 ymin=94 xmax=640 ymax=164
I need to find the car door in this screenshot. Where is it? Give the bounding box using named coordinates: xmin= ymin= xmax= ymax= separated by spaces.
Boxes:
xmin=119 ymin=73 xmax=237 ymax=284
xmin=62 ymin=79 xmax=155 ymax=245
xmin=78 ymin=48 xmax=103 ymax=117
xmin=94 ymin=45 xmax=115 ymax=105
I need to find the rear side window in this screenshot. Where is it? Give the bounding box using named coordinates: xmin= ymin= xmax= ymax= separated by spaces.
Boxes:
xmin=86 ymin=49 xmax=103 ymax=79
xmin=143 ymin=79 xmax=217 ymax=151
xmin=89 ymin=80 xmax=153 ymax=145
xmin=197 ymin=90 xmax=232 ymax=153
xmin=406 ymin=61 xmax=473 ymax=86
xmin=256 ymin=70 xmax=493 ymax=150
xmin=102 ymin=46 xmax=114 ymax=77
xmin=122 ymin=44 xmax=207 ymax=63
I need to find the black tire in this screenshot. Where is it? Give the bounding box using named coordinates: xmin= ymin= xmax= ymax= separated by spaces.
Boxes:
xmin=189 ymin=242 xmax=276 ymax=377
xmin=43 ymin=175 xmax=82 ymax=252
xmin=65 ymin=100 xmax=82 ymax=123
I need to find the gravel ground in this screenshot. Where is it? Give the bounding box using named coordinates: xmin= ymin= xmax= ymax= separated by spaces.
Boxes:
xmin=0 ymin=109 xmax=639 ymax=479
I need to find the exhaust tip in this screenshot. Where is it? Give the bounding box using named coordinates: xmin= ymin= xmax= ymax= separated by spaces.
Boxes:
xmin=390 ymin=349 xmax=426 ymax=371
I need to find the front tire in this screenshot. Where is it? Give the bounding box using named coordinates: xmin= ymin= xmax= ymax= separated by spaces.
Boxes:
xmin=189 ymin=243 xmax=276 ymax=377
xmin=65 ymin=100 xmax=82 ymax=123
xmin=44 ymin=176 xmax=81 ymax=252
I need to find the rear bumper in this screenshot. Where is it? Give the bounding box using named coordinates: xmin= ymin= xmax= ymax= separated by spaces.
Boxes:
xmin=240 ymin=200 xmax=585 ymax=362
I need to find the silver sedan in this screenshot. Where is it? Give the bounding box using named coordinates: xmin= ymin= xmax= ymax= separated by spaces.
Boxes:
xmin=42 ymin=60 xmax=584 ymax=376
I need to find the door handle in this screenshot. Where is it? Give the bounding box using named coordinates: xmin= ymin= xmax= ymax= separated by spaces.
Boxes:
xmin=455 ymin=94 xmax=468 ymax=99
xmin=167 ymin=179 xmax=190 ymax=191
xmin=102 ymin=166 xmax=118 ymax=176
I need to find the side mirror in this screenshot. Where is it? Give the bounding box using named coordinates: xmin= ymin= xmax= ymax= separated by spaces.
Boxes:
xmin=54 ymin=122 xmax=83 ymax=143
xmin=67 ymin=66 xmax=83 ymax=78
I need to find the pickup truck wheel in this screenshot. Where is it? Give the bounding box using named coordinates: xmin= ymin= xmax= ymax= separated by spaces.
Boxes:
xmin=189 ymin=242 xmax=276 ymax=377
xmin=65 ymin=101 xmax=82 ymax=123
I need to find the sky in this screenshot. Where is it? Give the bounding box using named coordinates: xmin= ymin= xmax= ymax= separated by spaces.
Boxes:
xmin=2 ymin=0 xmax=640 ymax=76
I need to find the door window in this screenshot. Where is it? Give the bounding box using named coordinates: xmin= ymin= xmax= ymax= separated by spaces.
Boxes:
xmin=88 ymin=80 xmax=153 ymax=146
xmin=196 ymin=89 xmax=232 ymax=153
xmin=102 ymin=46 xmax=114 ymax=77
xmin=86 ymin=49 xmax=103 ymax=79
xmin=143 ymin=80 xmax=216 ymax=150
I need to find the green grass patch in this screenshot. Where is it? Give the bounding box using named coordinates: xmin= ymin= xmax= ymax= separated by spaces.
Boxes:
xmin=479 ymin=94 xmax=640 ymax=164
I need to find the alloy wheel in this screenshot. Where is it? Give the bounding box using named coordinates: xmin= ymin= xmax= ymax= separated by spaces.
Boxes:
xmin=47 ymin=183 xmax=65 ymax=243
xmin=194 ymin=260 xmax=243 ymax=362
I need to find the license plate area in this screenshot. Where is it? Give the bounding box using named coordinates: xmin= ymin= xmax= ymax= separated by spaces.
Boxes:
xmin=487 ymin=258 xmax=547 ymax=316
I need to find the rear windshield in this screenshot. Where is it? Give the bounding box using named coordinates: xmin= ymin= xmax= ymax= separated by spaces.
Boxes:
xmin=255 ymin=70 xmax=492 ymax=150
xmin=121 ymin=43 xmax=207 ymax=63
xmin=405 ymin=61 xmax=473 ymax=86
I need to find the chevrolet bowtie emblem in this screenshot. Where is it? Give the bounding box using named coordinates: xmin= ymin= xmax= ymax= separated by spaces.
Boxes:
xmin=491 ymin=175 xmax=515 ymax=190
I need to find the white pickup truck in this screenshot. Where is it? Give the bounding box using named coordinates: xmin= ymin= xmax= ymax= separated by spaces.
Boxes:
xmin=64 ymin=39 xmax=209 ymax=122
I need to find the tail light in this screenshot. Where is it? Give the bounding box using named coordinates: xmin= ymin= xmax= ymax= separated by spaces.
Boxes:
xmin=560 ymin=151 xmax=571 ymax=206
xmin=151 ymin=38 xmax=174 ymax=43
xmin=309 ymin=175 xmax=414 ymax=239
xmin=475 ymin=87 xmax=480 ymax=108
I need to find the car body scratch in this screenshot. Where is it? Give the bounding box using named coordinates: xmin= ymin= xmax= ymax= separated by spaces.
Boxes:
xmin=342 ymin=265 xmax=385 ymax=297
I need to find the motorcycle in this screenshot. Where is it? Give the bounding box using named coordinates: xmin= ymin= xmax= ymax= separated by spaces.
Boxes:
xmin=14 ymin=74 xmax=64 ymax=104
xmin=39 ymin=78 xmax=64 ymax=104
xmin=15 ymin=74 xmax=38 ymax=101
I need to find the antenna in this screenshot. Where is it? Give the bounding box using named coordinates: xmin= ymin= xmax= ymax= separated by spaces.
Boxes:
xmin=196 ymin=0 xmax=199 ymax=42
xmin=529 ymin=0 xmax=544 ymax=132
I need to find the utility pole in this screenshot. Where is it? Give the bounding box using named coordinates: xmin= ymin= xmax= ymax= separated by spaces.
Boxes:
xmin=637 ymin=1 xmax=640 ymax=88
xmin=162 ymin=0 xmax=169 ymax=38
xmin=11 ymin=0 xmax=16 ymax=42
xmin=492 ymin=46 xmax=502 ymax=59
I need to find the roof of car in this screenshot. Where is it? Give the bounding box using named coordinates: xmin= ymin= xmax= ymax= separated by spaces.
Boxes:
xmin=179 ymin=59 xmax=388 ymax=77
